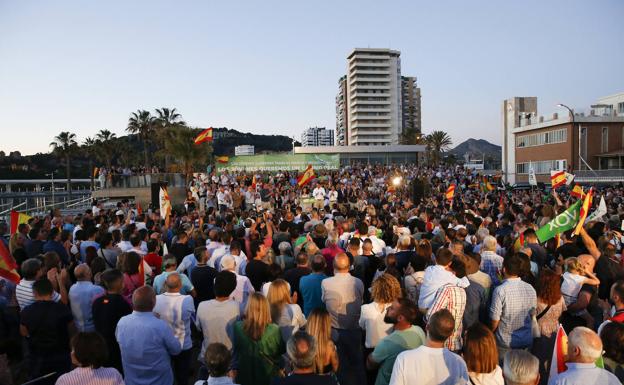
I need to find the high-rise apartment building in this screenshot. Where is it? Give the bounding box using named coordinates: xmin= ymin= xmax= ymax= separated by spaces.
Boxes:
xmin=301 ymin=127 xmax=335 ymax=147
xmin=337 ymin=48 xmax=420 ymax=146
xmin=401 ymin=76 xmax=421 ymax=136
xmin=336 ymin=75 xmax=349 ymax=145
xmin=346 ymin=48 xmax=401 ymax=145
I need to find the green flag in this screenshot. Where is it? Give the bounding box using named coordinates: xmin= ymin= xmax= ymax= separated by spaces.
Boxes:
xmin=536 ymin=200 xmax=582 ymax=243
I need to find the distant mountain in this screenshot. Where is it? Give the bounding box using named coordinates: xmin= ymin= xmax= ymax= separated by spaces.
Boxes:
xmin=449 ymin=138 xmax=501 ymax=168
xmin=210 ymin=127 xmax=295 ymax=156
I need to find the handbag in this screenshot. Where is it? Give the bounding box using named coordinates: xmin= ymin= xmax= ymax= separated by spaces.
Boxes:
xmin=532 ymin=305 xmax=551 ymax=338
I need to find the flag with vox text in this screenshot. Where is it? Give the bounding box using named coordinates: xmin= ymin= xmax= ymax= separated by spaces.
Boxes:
xmin=535 ymin=200 xmax=582 ymax=243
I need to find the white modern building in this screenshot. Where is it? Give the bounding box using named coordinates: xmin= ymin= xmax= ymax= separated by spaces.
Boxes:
xmin=346 ymin=48 xmax=402 ymax=145
xmin=339 ymin=48 xmax=421 ymax=146
xmin=301 ymin=127 xmax=334 ymax=147
xmin=234 ymin=145 xmax=255 ymax=156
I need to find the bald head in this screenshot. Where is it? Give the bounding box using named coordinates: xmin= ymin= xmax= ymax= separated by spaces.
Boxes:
xmin=333 ymin=252 xmax=350 ymax=273
xmin=132 ymin=285 xmax=156 ymax=312
xmin=165 ymin=273 xmax=182 ymax=292
xmin=74 ymin=264 xmax=92 ymax=281
xmin=578 ymin=254 xmax=595 ymax=273
xmin=568 ymin=326 xmax=603 ymax=363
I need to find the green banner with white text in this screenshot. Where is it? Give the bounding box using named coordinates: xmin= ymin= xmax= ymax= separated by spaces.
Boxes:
xmin=215 ymin=154 xmax=340 ymax=172
xmin=536 ymin=200 xmax=581 ymax=243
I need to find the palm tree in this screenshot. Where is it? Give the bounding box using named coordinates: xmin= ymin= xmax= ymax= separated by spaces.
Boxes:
xmin=95 ymin=129 xmax=117 ymax=170
xmin=165 ymin=126 xmax=212 ymax=182
xmin=127 ymin=110 xmax=155 ymax=168
xmin=425 ymin=131 xmax=453 ymax=166
xmin=50 ymin=131 xmax=77 ymax=198
xmin=155 ymin=108 xmax=185 ymax=171
xmin=83 ymin=137 xmax=98 ymax=190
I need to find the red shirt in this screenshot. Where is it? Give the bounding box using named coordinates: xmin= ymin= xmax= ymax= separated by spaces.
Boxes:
xmin=144 ymin=252 xmax=162 ymax=277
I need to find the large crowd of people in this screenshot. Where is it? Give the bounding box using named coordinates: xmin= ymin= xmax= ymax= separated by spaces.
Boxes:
xmin=1 ymin=163 xmax=624 ymax=385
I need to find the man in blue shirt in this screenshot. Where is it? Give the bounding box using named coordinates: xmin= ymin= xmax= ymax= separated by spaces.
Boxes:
xmin=116 ymin=286 xmax=182 ymax=385
xmin=299 ymin=254 xmax=327 ymax=317
xmin=68 ymin=264 xmax=105 ymax=332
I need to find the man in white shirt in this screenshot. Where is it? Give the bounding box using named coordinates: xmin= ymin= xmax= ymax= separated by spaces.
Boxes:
xmin=195 ymin=271 xmax=240 ymax=376
xmin=153 ymin=273 xmax=195 ymax=385
xmin=312 ymin=183 xmax=326 ymax=209
xmin=389 ymin=309 xmax=469 ymax=385
xmin=548 ymin=327 xmax=620 ymax=385
xmin=220 ymin=255 xmax=254 ymax=313
xmin=322 ymin=252 xmax=365 ymax=385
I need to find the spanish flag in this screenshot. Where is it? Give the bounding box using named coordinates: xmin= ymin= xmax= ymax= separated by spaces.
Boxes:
xmin=251 ymin=175 xmax=257 ymax=189
xmin=445 ymin=184 xmax=455 ymax=201
xmin=550 ymin=170 xmax=566 ymax=189
xmin=573 ymin=187 xmax=593 ymax=235
xmin=159 ymin=187 xmax=172 ymax=219
xmin=10 ymin=211 xmax=31 ymax=235
xmin=0 ymin=240 xmax=20 ymax=284
xmin=548 ymin=325 xmax=568 ymax=381
xmin=194 ymin=127 xmax=213 ymax=144
xmin=570 ymin=184 xmax=585 ymax=199
xmin=297 ymin=165 xmax=315 ymax=187
xmin=216 ymin=156 xmax=229 ymax=164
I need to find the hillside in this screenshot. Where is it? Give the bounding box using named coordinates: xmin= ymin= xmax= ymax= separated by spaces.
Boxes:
xmin=449 ymin=138 xmax=502 ymax=168
xmin=0 ymin=127 xmax=297 ymax=179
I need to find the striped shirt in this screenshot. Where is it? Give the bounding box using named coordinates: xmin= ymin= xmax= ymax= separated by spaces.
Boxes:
xmin=55 ymin=366 xmax=124 ymax=385
xmin=426 ymin=284 xmax=466 ymax=352
xmin=16 ymin=279 xmax=60 ymax=310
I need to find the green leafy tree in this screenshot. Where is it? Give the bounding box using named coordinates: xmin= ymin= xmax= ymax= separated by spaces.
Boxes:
xmin=400 ymin=128 xmax=425 ymax=145
xmin=50 ymin=131 xmax=77 ymax=197
xmin=425 ymin=131 xmax=453 ymax=166
xmin=165 ymin=126 xmax=212 ymax=182
xmin=127 ymin=110 xmax=155 ymax=168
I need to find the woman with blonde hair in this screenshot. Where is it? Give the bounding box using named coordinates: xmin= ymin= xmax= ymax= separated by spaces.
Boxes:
xmin=462 ymin=323 xmax=504 ymax=385
xmin=359 ymin=274 xmax=402 ymax=348
xmin=306 ymin=308 xmax=339 ymax=375
xmin=233 ymin=292 xmax=284 ymax=385
xmin=266 ymin=279 xmax=306 ymax=342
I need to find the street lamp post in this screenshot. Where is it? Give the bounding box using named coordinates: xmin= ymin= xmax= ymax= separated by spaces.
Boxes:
xmin=45 ymin=171 xmax=55 ymax=207
xmin=556 ymin=104 xmax=596 ymax=175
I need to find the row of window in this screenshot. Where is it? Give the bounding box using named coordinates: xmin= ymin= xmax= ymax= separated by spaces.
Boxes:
xmin=516 ymin=128 xmax=567 ymax=148
xmin=516 ymin=160 xmax=567 ymax=175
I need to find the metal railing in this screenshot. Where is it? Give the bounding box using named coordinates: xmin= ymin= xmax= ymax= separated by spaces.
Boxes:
xmin=574 ymin=169 xmax=624 ymax=183
xmin=100 ymin=173 xmax=186 ymax=189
